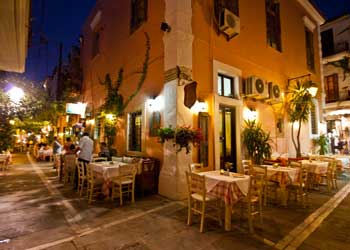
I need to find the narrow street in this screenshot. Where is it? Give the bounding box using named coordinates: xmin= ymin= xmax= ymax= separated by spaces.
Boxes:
xmin=0 ymin=154 xmax=349 ymax=250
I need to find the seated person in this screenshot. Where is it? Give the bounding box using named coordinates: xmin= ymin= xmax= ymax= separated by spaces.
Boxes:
xmin=63 ymin=138 xmax=76 ymax=155
xmin=98 ymin=142 xmax=110 ymax=158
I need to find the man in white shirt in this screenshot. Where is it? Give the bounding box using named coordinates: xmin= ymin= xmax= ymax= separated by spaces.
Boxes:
xmin=77 ymin=132 xmax=94 ymax=163
xmin=74 ymin=132 xmax=94 ymax=189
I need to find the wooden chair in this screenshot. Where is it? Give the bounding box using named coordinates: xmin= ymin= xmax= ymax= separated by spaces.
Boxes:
xmin=111 ymin=164 xmax=137 ymax=206
xmin=77 ymin=161 xmax=87 ymax=197
xmin=289 ymin=161 xmax=302 ymax=168
xmin=287 ymin=165 xmax=309 ymax=208
xmin=91 ymin=157 xmax=108 ymax=162
xmin=185 ymin=171 xmax=222 ymax=233
xmin=251 ymin=165 xmax=272 ymax=206
xmin=86 ymin=164 xmax=104 ymax=204
xmin=0 ymin=155 xmax=8 ymax=171
xmin=188 ymin=163 xmax=204 ymax=173
xmin=242 ymin=160 xmax=252 ymax=175
xmin=320 ymin=160 xmax=338 ymax=192
xmin=238 ymin=175 xmax=263 ymax=233
xmin=63 ymin=154 xmax=76 ymax=185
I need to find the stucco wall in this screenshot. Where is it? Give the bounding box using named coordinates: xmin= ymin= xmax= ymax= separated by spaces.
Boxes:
xmin=192 ymin=0 xmax=323 ymax=162
xmin=80 ymin=0 xmax=165 ymax=162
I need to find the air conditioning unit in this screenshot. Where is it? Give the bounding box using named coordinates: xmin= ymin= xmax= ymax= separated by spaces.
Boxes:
xmin=219 ymin=8 xmax=240 ymax=39
xmin=267 ymin=82 xmax=283 ymax=103
xmin=244 ymin=76 xmax=269 ymax=99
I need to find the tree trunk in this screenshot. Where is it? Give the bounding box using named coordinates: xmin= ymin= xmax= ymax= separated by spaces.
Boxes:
xmin=296 ymin=120 xmax=302 ymax=157
xmin=291 ymin=122 xmax=297 ymax=157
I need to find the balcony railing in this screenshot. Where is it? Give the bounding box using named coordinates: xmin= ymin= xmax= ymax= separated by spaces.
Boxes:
xmin=326 ymin=90 xmax=350 ymax=103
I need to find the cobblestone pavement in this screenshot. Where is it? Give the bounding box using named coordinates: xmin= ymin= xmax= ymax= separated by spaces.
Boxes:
xmin=0 ymin=153 xmax=349 ymax=250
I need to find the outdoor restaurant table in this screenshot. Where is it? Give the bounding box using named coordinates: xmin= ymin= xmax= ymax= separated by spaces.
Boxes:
xmin=89 ymin=161 xmax=137 ymax=195
xmin=258 ymin=165 xmax=300 ymax=206
xmin=198 ymin=170 xmax=250 ymax=231
xmin=301 ymin=160 xmax=328 ymax=175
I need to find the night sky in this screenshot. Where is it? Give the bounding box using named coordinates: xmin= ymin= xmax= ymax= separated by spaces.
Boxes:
xmin=24 ymin=0 xmax=350 ymax=83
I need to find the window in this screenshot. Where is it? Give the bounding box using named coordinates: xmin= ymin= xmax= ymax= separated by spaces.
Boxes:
xmin=217 ymin=74 xmax=233 ymax=97
xmin=266 ymin=0 xmax=282 ymax=51
xmin=310 ymin=102 xmax=318 ymax=135
xmin=325 ymin=74 xmax=339 ymax=103
xmin=305 ymin=28 xmax=315 ymax=71
xmin=130 ymin=0 xmax=147 ymax=33
xmin=214 ymin=0 xmax=239 ymax=17
xmin=198 ymin=112 xmax=209 ymax=166
xmin=321 ymin=29 xmax=334 ymax=57
xmin=128 ymin=111 xmax=142 ymax=151
xmin=92 ymin=31 xmax=100 ymax=58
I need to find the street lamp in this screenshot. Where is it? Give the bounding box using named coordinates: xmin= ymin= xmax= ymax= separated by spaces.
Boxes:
xmin=307 ymin=86 xmax=318 ymax=97
xmin=7 ymin=86 xmax=24 ymax=103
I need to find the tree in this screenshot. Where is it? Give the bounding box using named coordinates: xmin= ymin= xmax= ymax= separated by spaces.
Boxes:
xmin=0 ymin=90 xmax=14 ymax=151
xmin=287 ymin=81 xmax=315 ymax=157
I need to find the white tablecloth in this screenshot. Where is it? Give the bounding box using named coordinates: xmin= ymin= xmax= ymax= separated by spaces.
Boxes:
xmin=90 ymin=161 xmax=136 ymax=180
xmin=301 ymin=160 xmax=328 ymax=174
xmin=199 ymin=170 xmax=250 ymax=195
xmin=260 ymin=165 xmax=299 ymax=183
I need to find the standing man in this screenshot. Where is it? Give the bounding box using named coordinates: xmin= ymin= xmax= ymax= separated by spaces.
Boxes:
xmin=74 ymin=132 xmax=94 ymax=189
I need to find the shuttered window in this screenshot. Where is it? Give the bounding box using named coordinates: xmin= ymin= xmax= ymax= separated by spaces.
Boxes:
xmin=128 ymin=111 xmax=142 ymax=152
xmin=92 ymin=31 xmax=100 ymax=58
xmin=325 ymin=74 xmax=339 ymax=103
xmin=266 ymin=0 xmax=282 ymax=51
xmin=130 ymin=0 xmax=148 ymax=33
xmin=310 ymin=103 xmax=318 ymax=135
xmin=305 ymin=28 xmax=315 ymax=71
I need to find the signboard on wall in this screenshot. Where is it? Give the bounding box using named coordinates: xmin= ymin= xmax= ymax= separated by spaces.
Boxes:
xmin=66 ymin=103 xmax=87 ymax=118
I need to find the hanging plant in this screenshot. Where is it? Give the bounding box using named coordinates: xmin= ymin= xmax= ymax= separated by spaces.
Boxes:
xmin=157 ymin=126 xmax=202 ymax=154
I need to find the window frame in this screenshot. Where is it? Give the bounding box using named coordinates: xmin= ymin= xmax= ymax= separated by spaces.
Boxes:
xmin=266 ymin=0 xmax=282 ymax=52
xmin=217 ymin=73 xmax=234 ymax=98
xmin=128 ymin=110 xmax=142 ymax=152
xmin=325 ymin=74 xmax=339 ymax=103
xmin=91 ymin=30 xmax=100 ymax=59
xmin=305 ymin=28 xmax=315 ymax=72
xmin=310 ymin=101 xmax=318 ymax=135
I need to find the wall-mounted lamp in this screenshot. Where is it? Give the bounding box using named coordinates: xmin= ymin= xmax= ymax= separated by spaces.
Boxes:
xmin=243 ymin=107 xmax=257 ymax=121
xmin=191 ymin=100 xmax=208 ymax=113
xmin=147 ymin=95 xmax=164 ymax=112
xmin=307 ymin=86 xmax=318 ymax=97
xmin=160 ymin=22 xmax=171 ymax=32
xmin=105 ymin=114 xmax=115 ymax=121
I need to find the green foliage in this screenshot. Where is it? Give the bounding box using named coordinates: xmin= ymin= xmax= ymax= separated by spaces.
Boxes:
xmin=287 ymin=80 xmax=315 ymax=157
xmin=0 ymin=90 xmax=14 ymax=151
xmin=100 ymin=32 xmax=150 ymax=117
xmin=313 ymin=134 xmax=329 ymax=155
xmin=242 ymin=120 xmax=272 ymax=164
xmin=326 ymin=56 xmax=350 ymax=81
xmin=158 ymin=126 xmax=202 ymax=154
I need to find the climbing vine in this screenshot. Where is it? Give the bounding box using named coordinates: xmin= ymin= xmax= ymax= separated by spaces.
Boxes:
xmin=100 ymin=32 xmax=150 ymax=117
xmin=326 ymin=56 xmax=350 ymax=81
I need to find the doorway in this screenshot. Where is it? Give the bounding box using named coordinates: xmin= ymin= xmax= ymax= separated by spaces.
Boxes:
xmin=219 ymin=106 xmax=237 ymax=172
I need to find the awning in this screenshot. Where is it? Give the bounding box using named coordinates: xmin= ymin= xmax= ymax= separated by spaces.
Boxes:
xmin=0 ymin=0 xmax=30 ymax=73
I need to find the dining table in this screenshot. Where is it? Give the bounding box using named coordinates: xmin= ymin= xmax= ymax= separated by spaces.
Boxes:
xmin=198 ymin=170 xmax=250 ymax=231
xmin=258 ymin=165 xmax=300 ymax=206
xmin=89 ymin=161 xmax=137 ymax=196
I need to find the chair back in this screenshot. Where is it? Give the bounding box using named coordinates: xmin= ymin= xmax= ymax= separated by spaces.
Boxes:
xmin=118 ymin=164 xmax=137 ymax=183
xmin=64 ymin=154 xmax=76 ymax=170
xmin=187 ymin=172 xmax=206 ymax=196
xmin=242 ymin=160 xmax=252 ymax=175
xmin=299 ymin=166 xmax=308 ymax=188
xmin=189 ymin=163 xmax=204 ymax=173
xmin=86 ymin=164 xmax=94 ymax=183
xmin=77 ymin=161 xmax=86 ymax=178
xmin=326 ymin=160 xmax=336 ymax=177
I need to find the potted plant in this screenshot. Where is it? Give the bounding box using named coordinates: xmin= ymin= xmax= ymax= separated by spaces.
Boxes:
xmin=313 ymin=134 xmax=329 ymax=155
xmin=158 ymin=126 xmax=202 ymax=154
xmin=242 ymin=120 xmax=272 ymax=164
